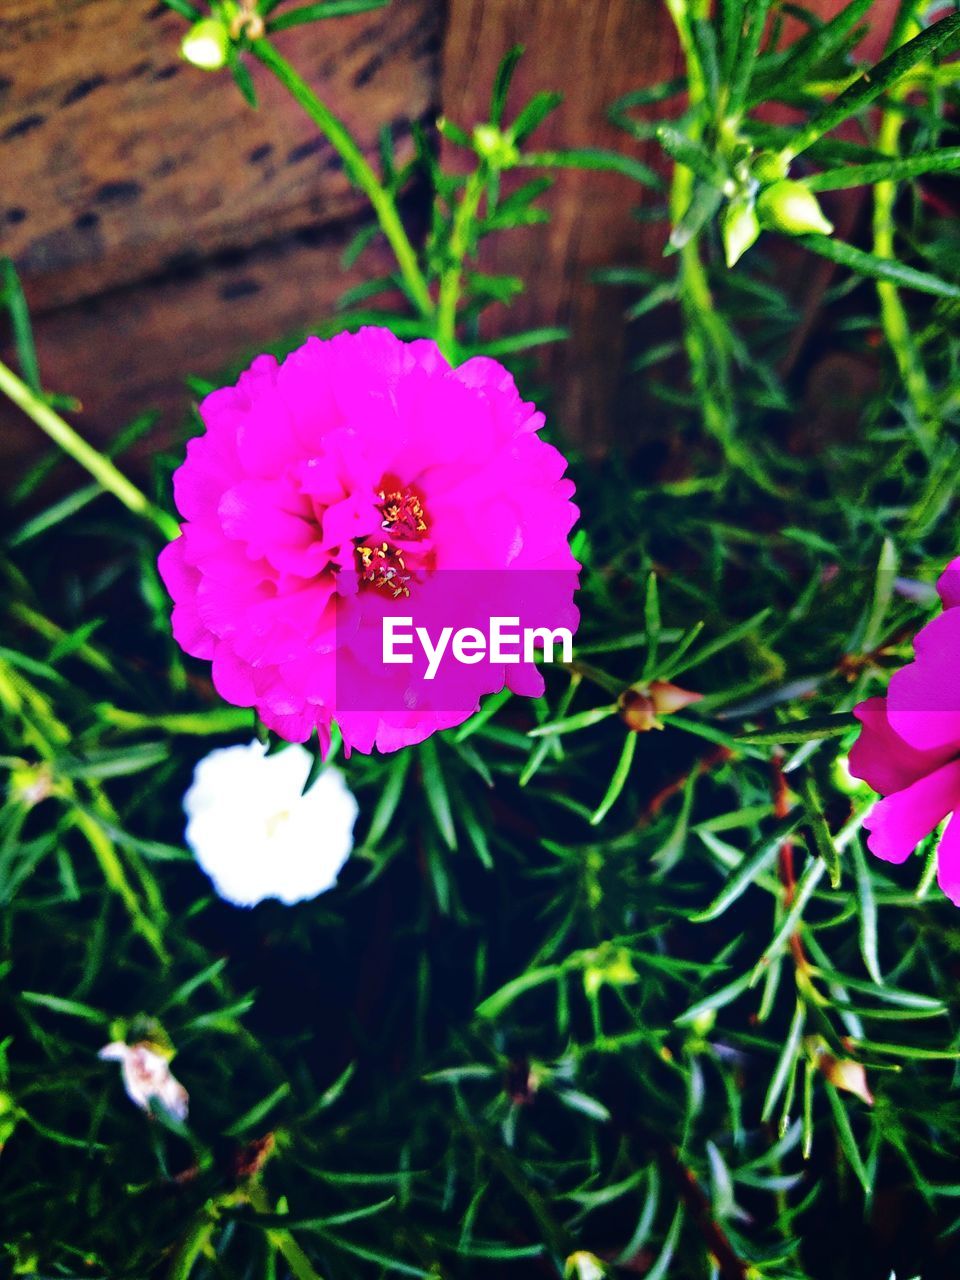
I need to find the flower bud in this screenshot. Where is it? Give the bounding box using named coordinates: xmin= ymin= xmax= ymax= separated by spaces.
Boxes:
xmin=805 ymin=1036 xmax=873 ymax=1105
xmin=181 ymin=18 xmax=231 ymax=72
xmin=505 ymin=1057 xmax=541 ymax=1105
xmin=722 ymin=195 xmax=761 ymax=268
xmin=471 ymin=124 xmax=520 ymax=169
xmin=750 ymin=149 xmax=789 ymax=185
xmin=825 ymin=1056 xmax=874 ymax=1106
xmin=99 ymin=1038 xmax=189 ymax=1121
xmin=619 ymin=680 xmax=702 ymax=732
xmin=650 ymin=680 xmax=703 ymax=717
xmin=565 ymin=1251 xmax=607 ymax=1280
xmin=831 ymin=754 xmax=868 ymax=797
xmin=619 ymin=688 xmax=657 ymax=732
xmin=9 ymin=762 xmax=55 ymax=809
xmin=757 ymin=180 xmax=834 ymax=237
xmin=583 ymin=945 xmax=638 ymax=997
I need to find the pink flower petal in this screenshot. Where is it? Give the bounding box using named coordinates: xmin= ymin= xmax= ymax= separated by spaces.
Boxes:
xmin=158 ymin=329 xmax=580 ymax=754
xmin=936 ymin=811 xmax=960 ymax=906
xmin=211 ymin=643 xmax=258 ymax=707
xmin=937 ymin=557 xmax=960 ymax=610
xmin=863 ymin=758 xmax=960 ymax=864
xmin=887 ymin=610 xmax=960 ymax=754
xmin=849 ymin=696 xmax=952 ymax=796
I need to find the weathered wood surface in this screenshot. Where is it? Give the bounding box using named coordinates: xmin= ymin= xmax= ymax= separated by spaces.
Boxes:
xmin=0 ymin=0 xmax=440 ymax=487
xmin=0 ymin=0 xmax=440 ymax=309
xmin=0 ymin=222 xmax=398 ymax=482
xmin=440 ymin=0 xmax=890 ymax=454
xmin=441 ymin=0 xmax=681 ymax=455
xmin=0 ymin=0 xmax=892 ymax=491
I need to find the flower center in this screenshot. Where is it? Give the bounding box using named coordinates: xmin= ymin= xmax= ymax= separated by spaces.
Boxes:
xmin=265 ymin=808 xmax=291 ymax=838
xmin=356 ymin=487 xmax=428 ymax=599
xmin=358 ymin=541 xmax=411 ymax=598
xmin=378 ymin=488 xmax=427 ymax=538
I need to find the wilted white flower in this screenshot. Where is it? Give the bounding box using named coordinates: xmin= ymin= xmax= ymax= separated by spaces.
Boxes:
xmin=183 ymin=740 xmax=359 ymax=907
xmin=99 ymin=1042 xmax=189 ymax=1121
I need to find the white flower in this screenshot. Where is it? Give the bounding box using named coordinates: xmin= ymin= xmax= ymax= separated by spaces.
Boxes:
xmin=183 ymin=740 xmax=359 ymax=907
xmin=99 ymin=1042 xmax=189 ymax=1121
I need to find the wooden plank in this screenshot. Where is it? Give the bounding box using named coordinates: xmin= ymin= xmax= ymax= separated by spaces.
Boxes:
xmin=0 ymin=218 xmax=399 ymax=486
xmin=440 ymin=0 xmax=893 ymax=454
xmin=441 ymin=0 xmax=680 ymax=454
xmin=0 ymin=0 xmax=441 ymax=311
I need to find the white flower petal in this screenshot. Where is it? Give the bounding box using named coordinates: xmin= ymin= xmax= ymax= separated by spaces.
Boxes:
xmin=183 ymin=740 xmax=358 ymax=907
xmin=100 ymin=1042 xmax=189 ymax=1120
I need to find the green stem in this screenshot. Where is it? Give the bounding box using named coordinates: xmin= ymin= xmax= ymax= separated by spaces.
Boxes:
xmin=456 ymin=1120 xmax=575 ymax=1260
xmin=0 ymin=658 xmax=169 ymax=965
xmin=99 ymin=705 xmax=253 ymax=735
xmin=247 ymin=1183 xmax=327 ymax=1280
xmin=168 ymin=1206 xmax=218 ymax=1280
xmin=0 ymin=359 xmax=178 ymax=540
xmin=872 ymin=25 xmax=938 ymax=450
xmin=250 ymin=39 xmax=434 ymax=321
xmin=70 ymin=801 xmax=169 ymax=966
xmin=779 ymin=11 xmax=960 ymax=163
xmin=436 ymin=166 xmax=486 ymax=361
xmin=665 ymin=0 xmax=735 ymax=454
xmin=11 ymin=602 xmax=114 ymax=675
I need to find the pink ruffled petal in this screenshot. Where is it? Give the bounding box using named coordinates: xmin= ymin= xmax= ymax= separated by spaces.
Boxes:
xmin=849 ymin=696 xmax=951 ymax=796
xmin=507 ymin=663 xmax=546 ymax=698
xmin=887 ymin=610 xmax=960 ymax=754
xmin=935 ymin=811 xmax=960 ymax=906
xmin=863 ymin=758 xmax=960 ymax=864
xmin=211 ymin=643 xmax=258 ymax=707
xmin=322 ymin=493 xmax=381 ymax=548
xmin=157 ymin=329 xmax=580 ymax=754
xmin=937 ymin=557 xmax=960 ymax=610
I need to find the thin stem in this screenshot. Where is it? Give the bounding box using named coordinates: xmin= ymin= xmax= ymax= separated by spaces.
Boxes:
xmin=72 ymin=809 xmax=169 ymax=965
xmin=247 ymin=1183 xmax=327 ymax=1280
xmin=168 ymin=1206 xmax=218 ymax=1280
xmin=11 ymin=602 xmax=113 ymax=675
xmin=0 ymin=359 xmax=179 ymax=540
xmin=250 ymin=39 xmax=434 ymax=321
xmin=665 ymin=0 xmax=736 ymax=454
xmin=436 ymin=166 xmax=486 ymax=361
xmin=772 ymin=756 xmax=808 ymax=974
xmin=872 ymin=20 xmax=938 ymax=450
xmin=0 ymin=658 xmax=169 ymax=965
xmin=778 ymin=11 xmax=960 ymax=163
xmin=99 ymin=706 xmax=253 ymax=735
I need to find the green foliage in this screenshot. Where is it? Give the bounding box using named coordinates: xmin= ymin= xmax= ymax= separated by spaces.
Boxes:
xmin=611 ymin=0 xmax=960 ymax=480
xmin=2 ymin=1 xmax=960 ymax=1278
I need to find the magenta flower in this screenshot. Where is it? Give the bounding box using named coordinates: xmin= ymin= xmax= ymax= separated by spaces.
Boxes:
xmin=849 ymin=558 xmax=960 ymax=904
xmin=159 ymin=328 xmax=579 ymax=756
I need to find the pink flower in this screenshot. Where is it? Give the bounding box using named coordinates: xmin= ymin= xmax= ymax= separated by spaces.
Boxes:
xmin=849 ymin=558 xmax=960 ymax=904
xmin=159 ymin=328 xmax=579 ymax=755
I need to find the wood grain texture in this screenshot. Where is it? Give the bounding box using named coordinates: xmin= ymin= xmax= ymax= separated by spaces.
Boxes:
xmin=0 ymin=219 xmax=399 ymax=484
xmin=0 ymin=0 xmax=441 ymax=311
xmin=0 ymin=0 xmax=440 ymax=491
xmin=441 ymin=0 xmax=680 ymax=454
xmin=0 ymin=0 xmax=899 ymax=490
xmin=440 ymin=0 xmax=889 ymax=454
